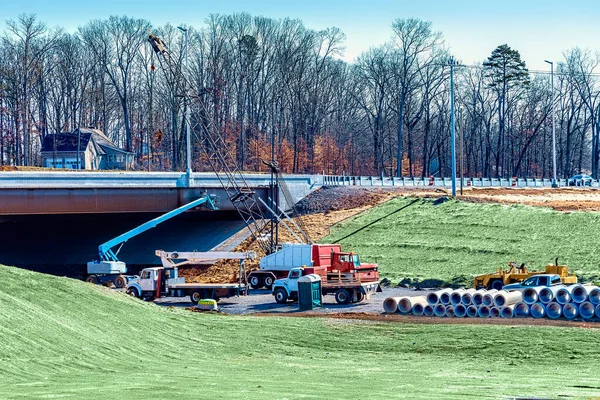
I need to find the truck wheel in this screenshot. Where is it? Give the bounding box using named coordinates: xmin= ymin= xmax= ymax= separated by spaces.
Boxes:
xmin=249 ymin=275 xmax=263 ymax=289
xmin=85 ymin=275 xmax=98 ymax=284
xmin=274 ymin=288 xmax=288 ymax=304
xmin=126 ymin=287 xmax=139 ymax=298
xmin=489 ymin=280 xmax=504 ymax=291
xmin=190 ymin=291 xmax=202 ymax=304
xmin=114 ymin=275 xmax=127 ymax=288
xmin=335 ymin=289 xmax=352 ymax=305
xmin=264 ymin=276 xmax=275 ymax=290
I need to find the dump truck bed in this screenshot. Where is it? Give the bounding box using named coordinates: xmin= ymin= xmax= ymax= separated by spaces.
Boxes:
xmin=169 ymin=283 xmax=246 ymax=290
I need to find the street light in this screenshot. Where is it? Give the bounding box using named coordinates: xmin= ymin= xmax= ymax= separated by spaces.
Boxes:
xmin=544 ymin=60 xmax=558 ymax=188
xmin=449 ymin=56 xmax=459 ymax=197
xmin=178 ymin=25 xmax=192 ymax=180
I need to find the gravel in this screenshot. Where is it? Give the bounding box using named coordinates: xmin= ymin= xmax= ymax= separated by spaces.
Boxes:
xmin=154 ymin=286 xmax=427 ymax=315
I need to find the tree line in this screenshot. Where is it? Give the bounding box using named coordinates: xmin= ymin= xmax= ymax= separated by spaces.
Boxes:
xmin=1 ymin=13 xmax=600 ymax=178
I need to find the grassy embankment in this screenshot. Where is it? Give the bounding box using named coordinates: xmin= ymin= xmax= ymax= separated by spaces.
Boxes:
xmin=1 ymin=265 xmax=600 ymax=399
xmin=324 ymin=197 xmax=600 ymax=286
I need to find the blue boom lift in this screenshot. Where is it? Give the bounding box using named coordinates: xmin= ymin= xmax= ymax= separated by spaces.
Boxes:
xmin=86 ymin=194 xmax=218 ymax=287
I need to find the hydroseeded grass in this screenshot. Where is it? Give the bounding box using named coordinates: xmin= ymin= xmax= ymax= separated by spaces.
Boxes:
xmin=1 ymin=265 xmax=600 ymax=399
xmin=323 ymin=197 xmax=600 ymax=286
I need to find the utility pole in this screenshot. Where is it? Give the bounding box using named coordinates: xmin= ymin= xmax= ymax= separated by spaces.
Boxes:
xmin=449 ymin=57 xmax=459 ymax=197
xmin=544 ymin=60 xmax=558 ymax=187
xmin=178 ymin=26 xmax=192 ymax=182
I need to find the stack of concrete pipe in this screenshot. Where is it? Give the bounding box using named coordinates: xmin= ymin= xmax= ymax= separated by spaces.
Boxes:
xmin=383 ymin=284 xmax=600 ymax=320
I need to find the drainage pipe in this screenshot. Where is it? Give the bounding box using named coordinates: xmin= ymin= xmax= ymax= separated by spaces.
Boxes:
xmin=471 ymin=289 xmax=487 ymax=306
xmin=500 ymin=305 xmax=515 ymax=318
xmin=426 ymin=288 xmax=452 ymax=305
xmin=423 ymin=305 xmax=434 ymax=317
xmin=454 ymin=304 xmax=467 ymax=317
xmin=538 ymin=286 xmax=564 ymax=304
xmin=589 ymin=288 xmax=600 ymax=305
xmin=522 ymin=287 xmax=541 ymax=305
xmin=460 ymin=288 xmax=477 ymax=305
xmin=545 ymin=302 xmax=562 ymax=319
xmin=530 ymin=302 xmax=546 ymax=318
xmin=562 ymin=303 xmax=578 ymax=320
xmin=383 ymin=297 xmax=401 ymax=313
xmin=439 ymin=290 xmax=452 ymax=305
xmin=489 ymin=307 xmax=500 ymax=318
xmin=434 ymin=304 xmax=446 ymax=317
xmin=578 ymin=301 xmax=595 ymax=320
xmin=482 ymin=290 xmax=498 ymax=306
xmin=571 ymin=285 xmax=597 ymax=303
xmin=595 ymin=303 xmax=600 ymax=319
xmin=450 ymin=289 xmax=466 ymax=306
xmin=412 ymin=303 xmax=425 ymax=316
xmin=494 ymin=291 xmax=522 ymax=307
xmin=398 ymin=296 xmax=428 ymax=314
xmin=555 ymin=287 xmax=573 ymax=305
xmin=477 ymin=305 xmax=490 ymax=318
xmin=445 ymin=305 xmax=455 ymax=317
xmin=466 ymin=305 xmax=478 ymax=318
xmin=514 ymin=302 xmax=529 ymax=317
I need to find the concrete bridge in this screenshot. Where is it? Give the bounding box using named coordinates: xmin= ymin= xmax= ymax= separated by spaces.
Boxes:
xmin=0 ymin=171 xmax=322 ymax=215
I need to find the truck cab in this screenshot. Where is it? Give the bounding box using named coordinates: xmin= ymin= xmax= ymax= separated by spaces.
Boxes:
xmin=272 ymin=268 xmax=303 ymax=304
xmin=126 ymin=266 xmax=181 ymax=300
xmin=329 ymin=251 xmax=379 ymax=282
xmin=503 ymin=274 xmax=562 ymax=291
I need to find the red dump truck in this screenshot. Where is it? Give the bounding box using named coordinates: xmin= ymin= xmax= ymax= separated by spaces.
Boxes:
xmin=248 ymin=243 xmax=380 ymax=289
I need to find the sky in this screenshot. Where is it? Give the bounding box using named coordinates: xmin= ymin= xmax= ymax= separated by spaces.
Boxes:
xmin=2 ymin=0 xmax=600 ymax=71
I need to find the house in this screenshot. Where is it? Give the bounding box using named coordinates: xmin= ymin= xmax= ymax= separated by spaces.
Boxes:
xmin=40 ymin=128 xmax=134 ymax=170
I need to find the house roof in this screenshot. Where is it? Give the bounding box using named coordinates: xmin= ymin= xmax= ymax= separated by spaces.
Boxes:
xmin=41 ymin=128 xmax=132 ymax=155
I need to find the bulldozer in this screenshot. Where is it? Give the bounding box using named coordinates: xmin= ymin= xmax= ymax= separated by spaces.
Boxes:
xmin=473 ymin=259 xmax=578 ymax=290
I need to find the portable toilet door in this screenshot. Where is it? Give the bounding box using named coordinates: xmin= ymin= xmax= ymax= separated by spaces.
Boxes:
xmin=298 ymin=274 xmax=322 ymax=310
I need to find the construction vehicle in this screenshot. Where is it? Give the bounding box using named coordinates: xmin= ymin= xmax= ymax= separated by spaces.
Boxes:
xmin=126 ymin=250 xmax=255 ymax=303
xmin=473 ymin=259 xmax=578 ymax=290
xmin=249 ymin=243 xmax=380 ymax=290
xmin=272 ymin=267 xmax=380 ymax=305
xmin=86 ymin=194 xmax=218 ymax=288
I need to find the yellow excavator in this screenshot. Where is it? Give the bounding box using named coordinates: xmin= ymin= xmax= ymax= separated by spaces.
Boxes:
xmin=473 ymin=259 xmax=578 ymax=290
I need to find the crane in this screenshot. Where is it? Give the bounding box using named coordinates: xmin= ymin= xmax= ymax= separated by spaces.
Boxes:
xmin=147 ymin=32 xmax=311 ymax=255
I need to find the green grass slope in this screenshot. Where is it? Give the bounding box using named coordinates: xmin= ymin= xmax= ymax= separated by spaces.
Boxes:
xmin=324 ymin=197 xmax=600 ymax=286
xmin=2 ymin=266 xmax=600 ymax=399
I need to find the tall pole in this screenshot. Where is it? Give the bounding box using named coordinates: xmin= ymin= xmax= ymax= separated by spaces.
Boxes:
xmin=449 ymin=57 xmax=457 ymax=197
xmin=178 ymin=26 xmax=191 ymax=180
xmin=545 ymin=60 xmax=558 ymax=187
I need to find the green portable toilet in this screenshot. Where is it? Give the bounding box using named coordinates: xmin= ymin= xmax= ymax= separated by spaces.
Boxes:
xmin=298 ymin=274 xmax=322 ymax=310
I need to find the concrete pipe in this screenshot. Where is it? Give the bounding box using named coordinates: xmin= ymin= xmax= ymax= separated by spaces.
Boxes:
xmin=460 ymin=288 xmax=477 ymax=305
xmin=578 ymin=301 xmax=595 ymax=320
xmin=434 ymin=304 xmax=447 ymax=317
xmin=489 ymin=307 xmax=500 ymax=318
xmin=514 ymin=302 xmax=530 ymax=317
xmin=500 ymin=305 xmax=515 ymax=318
xmin=412 ymin=303 xmax=425 ymax=316
xmin=555 ymin=287 xmax=573 ymax=305
xmin=562 ymin=303 xmax=578 ymax=320
xmin=398 ymin=296 xmax=428 ymax=314
xmin=445 ymin=305 xmax=455 ymax=317
xmin=522 ymin=287 xmax=541 ymax=305
xmin=450 ymin=289 xmax=466 ymax=306
xmin=427 ymin=288 xmax=452 ymax=306
xmin=439 ymin=291 xmax=452 ymax=305
xmin=466 ymin=305 xmax=478 ymax=318
xmin=454 ymin=304 xmax=467 ymax=317
xmin=530 ymin=303 xmax=546 ymax=319
xmin=589 ymin=288 xmax=600 ymax=305
xmin=423 ymin=305 xmax=434 ymax=317
xmin=383 ymin=297 xmax=401 ymax=313
xmin=471 ymin=289 xmax=487 ymax=306
xmin=571 ymin=285 xmax=596 ymax=303
xmin=482 ymin=289 xmax=498 ymax=306
xmin=545 ymin=302 xmax=562 ymax=319
xmin=539 ymin=286 xmax=564 ymax=304
xmin=477 ymin=305 xmax=490 ymax=318
xmin=494 ymin=290 xmax=522 ymax=307
xmin=596 ymin=303 xmax=600 ymax=319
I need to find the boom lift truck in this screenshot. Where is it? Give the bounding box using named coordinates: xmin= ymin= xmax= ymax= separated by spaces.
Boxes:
xmin=86 ymin=194 xmax=218 ymax=288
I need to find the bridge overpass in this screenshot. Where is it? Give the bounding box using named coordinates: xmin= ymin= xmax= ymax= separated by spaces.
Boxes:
xmin=0 ymin=171 xmax=322 ymax=215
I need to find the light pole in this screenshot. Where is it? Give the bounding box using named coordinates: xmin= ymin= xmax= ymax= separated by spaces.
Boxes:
xmin=449 ymin=57 xmax=459 ymax=196
xmin=178 ymin=26 xmax=192 ymax=180
xmin=544 ymin=60 xmax=558 ymax=188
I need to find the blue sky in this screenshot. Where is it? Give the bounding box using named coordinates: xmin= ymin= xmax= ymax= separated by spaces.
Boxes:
xmin=3 ymin=0 xmax=599 ymax=71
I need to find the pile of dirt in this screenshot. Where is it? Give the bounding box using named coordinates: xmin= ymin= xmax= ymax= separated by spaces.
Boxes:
xmin=295 ymin=186 xmax=397 ymax=215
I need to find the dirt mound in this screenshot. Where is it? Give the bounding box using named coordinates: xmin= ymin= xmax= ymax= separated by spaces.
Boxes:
xmin=295 ymin=186 xmax=396 ymax=215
